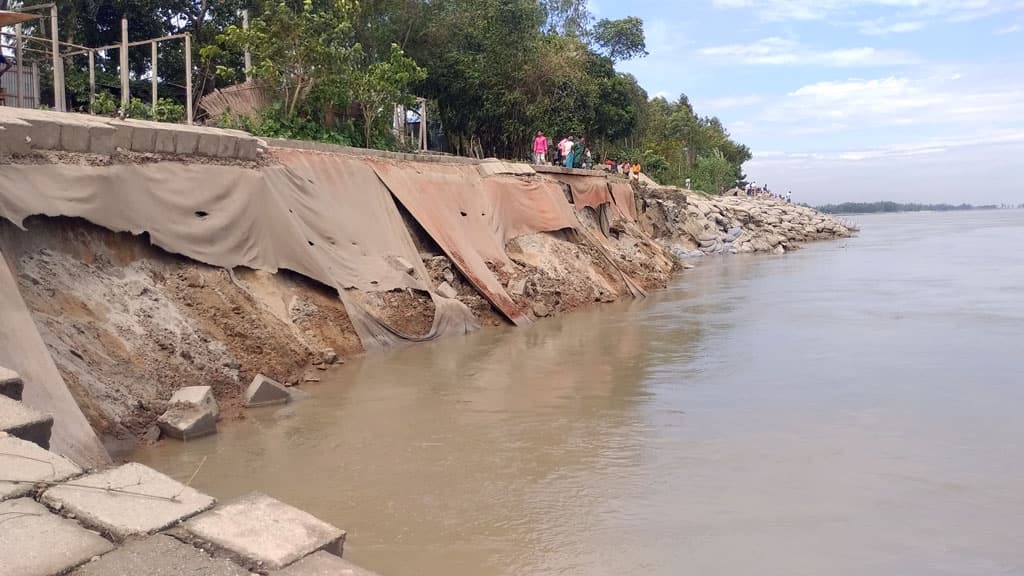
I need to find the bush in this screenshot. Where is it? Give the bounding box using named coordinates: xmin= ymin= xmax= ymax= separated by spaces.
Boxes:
xmin=124 ymin=97 xmax=152 ymax=120
xmin=153 ymin=98 xmax=185 ymax=123
xmin=219 ymin=103 xmax=356 ymax=147
xmin=93 ymin=92 xmax=118 ymax=116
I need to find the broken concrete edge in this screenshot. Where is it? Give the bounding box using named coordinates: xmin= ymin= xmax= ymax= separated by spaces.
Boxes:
xmin=181 ymin=492 xmax=346 ymax=571
xmin=0 ymin=394 xmax=55 ymax=449
xmin=0 ymin=365 xmax=24 ymax=401
xmin=156 ymin=405 xmax=218 ymax=441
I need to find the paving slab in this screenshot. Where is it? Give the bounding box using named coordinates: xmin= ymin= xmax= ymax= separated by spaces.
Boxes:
xmin=185 ymin=492 xmax=345 ymax=570
xmin=0 ymin=394 xmax=53 ymax=449
xmin=272 ymin=551 xmax=382 ymax=576
xmin=0 ymin=498 xmax=115 ymax=576
xmin=41 ymin=462 xmax=215 ymax=541
xmin=0 ymin=366 xmax=22 ymax=400
xmin=0 ymin=433 xmax=81 ymax=501
xmin=70 ymin=534 xmax=250 ymax=576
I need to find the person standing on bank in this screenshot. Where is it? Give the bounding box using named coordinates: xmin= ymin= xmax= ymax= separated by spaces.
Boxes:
xmin=563 ymin=136 xmax=576 ymax=168
xmin=532 ymin=131 xmax=548 ymax=165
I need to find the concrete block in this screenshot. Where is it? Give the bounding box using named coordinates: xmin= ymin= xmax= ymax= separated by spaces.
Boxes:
xmin=130 ymin=124 xmax=157 ymax=153
xmin=89 ymin=124 xmax=115 ymax=155
xmin=41 ymin=462 xmax=215 ymax=541
xmin=185 ymin=492 xmax=345 ymax=570
xmin=0 ymin=365 xmax=23 ymax=400
xmin=175 ymin=130 xmax=200 ymax=155
xmin=0 ymin=433 xmax=81 ymax=501
xmin=0 ymin=498 xmax=115 ymax=576
xmin=109 ymin=121 xmax=134 ymax=151
xmin=234 ymin=137 xmax=259 ymax=161
xmin=245 ymin=375 xmax=290 ymax=408
xmin=167 ymin=386 xmax=220 ymax=419
xmin=196 ymin=133 xmax=223 ymax=157
xmin=0 ymin=114 xmax=32 ymax=154
xmin=216 ymin=135 xmax=239 ymax=158
xmin=272 ymin=551 xmax=382 ymax=576
xmin=59 ymin=120 xmax=93 ymax=152
xmin=0 ymin=394 xmax=54 ymax=449
xmin=156 ymin=406 xmax=217 ymax=440
xmin=154 ymin=129 xmax=178 ymax=154
xmin=71 ymin=534 xmax=250 ymax=576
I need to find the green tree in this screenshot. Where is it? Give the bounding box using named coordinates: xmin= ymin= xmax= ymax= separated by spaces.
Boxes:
xmin=218 ymin=0 xmax=356 ymax=116
xmin=348 ymin=43 xmax=427 ymax=147
xmin=592 ymin=17 xmax=648 ymax=62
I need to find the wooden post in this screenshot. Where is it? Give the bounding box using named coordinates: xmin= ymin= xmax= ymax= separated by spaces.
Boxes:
xmin=120 ymin=18 xmax=129 ymax=110
xmin=420 ymin=99 xmax=427 ymax=151
xmin=50 ymin=4 xmax=63 ymax=111
xmin=15 ymin=24 xmax=23 ymax=108
xmin=88 ymin=51 xmax=95 ymax=113
xmin=242 ymin=9 xmax=252 ymax=82
xmin=151 ymin=41 xmax=158 ymax=110
xmin=184 ymin=33 xmax=193 ymax=125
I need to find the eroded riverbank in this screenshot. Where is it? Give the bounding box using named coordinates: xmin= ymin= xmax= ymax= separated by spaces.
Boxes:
xmin=0 ymin=109 xmax=851 ymax=460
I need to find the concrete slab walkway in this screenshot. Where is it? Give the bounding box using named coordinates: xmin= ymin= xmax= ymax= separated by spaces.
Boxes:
xmin=71 ymin=534 xmax=250 ymax=576
xmin=185 ymin=492 xmax=345 ymax=570
xmin=0 ymin=498 xmax=114 ymax=576
xmin=0 ymin=433 xmax=80 ymax=501
xmin=41 ymin=462 xmax=214 ymax=541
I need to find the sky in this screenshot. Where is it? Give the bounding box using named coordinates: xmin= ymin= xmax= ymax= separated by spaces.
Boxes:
xmin=594 ymin=0 xmax=1024 ymax=204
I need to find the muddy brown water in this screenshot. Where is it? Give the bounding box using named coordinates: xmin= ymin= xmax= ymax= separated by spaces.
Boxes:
xmin=136 ymin=210 xmax=1024 ymax=575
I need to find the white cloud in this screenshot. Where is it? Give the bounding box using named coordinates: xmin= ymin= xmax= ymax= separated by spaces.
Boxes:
xmin=856 ymin=19 xmax=926 ymax=35
xmin=712 ymin=0 xmax=1024 ymax=24
xmin=994 ymin=24 xmax=1021 ymax=34
xmin=755 ymin=74 xmax=1024 ymax=131
xmin=698 ymin=37 xmax=918 ymax=67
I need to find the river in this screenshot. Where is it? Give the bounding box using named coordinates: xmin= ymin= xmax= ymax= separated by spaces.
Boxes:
xmin=136 ymin=209 xmax=1024 ymax=576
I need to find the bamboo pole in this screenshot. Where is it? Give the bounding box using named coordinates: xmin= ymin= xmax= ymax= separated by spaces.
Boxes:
xmin=15 ymin=24 xmax=23 ymax=108
xmin=185 ymin=32 xmax=192 ymax=125
xmin=88 ymin=50 xmax=95 ymax=112
xmin=120 ymin=18 xmax=129 ymax=110
xmin=242 ymin=10 xmax=251 ymax=81
xmin=151 ymin=41 xmax=158 ymax=110
xmin=50 ymin=4 xmax=63 ymax=111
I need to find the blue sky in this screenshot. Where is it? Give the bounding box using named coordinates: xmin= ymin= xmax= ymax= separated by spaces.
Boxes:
xmin=595 ymin=0 xmax=1024 ymax=204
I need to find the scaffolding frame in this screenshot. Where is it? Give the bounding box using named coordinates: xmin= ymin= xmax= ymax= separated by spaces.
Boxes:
xmin=2 ymin=8 xmax=194 ymax=124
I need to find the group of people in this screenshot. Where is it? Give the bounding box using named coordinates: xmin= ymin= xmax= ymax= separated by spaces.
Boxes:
xmin=531 ymin=131 xmax=641 ymax=179
xmin=727 ymin=182 xmax=792 ymax=203
xmin=532 ymin=132 xmax=594 ymax=169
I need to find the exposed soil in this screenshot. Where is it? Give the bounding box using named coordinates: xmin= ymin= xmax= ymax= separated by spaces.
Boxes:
xmin=1 ymin=217 xmax=359 ymax=457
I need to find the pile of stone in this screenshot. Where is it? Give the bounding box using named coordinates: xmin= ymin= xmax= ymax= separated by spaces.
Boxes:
xmin=641 ymin=187 xmax=853 ymax=258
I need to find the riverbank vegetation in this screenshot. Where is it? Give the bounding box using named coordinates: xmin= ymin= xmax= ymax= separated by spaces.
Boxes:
xmin=17 ymin=0 xmax=749 ymax=189
xmin=817 ymin=201 xmax=1004 ymax=214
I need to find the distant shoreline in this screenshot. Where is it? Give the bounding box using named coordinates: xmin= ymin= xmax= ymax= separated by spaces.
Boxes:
xmin=814 ymin=202 xmax=1019 ymax=215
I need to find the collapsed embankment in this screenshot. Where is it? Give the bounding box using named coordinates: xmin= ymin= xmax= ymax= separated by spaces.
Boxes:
xmin=0 ymin=126 xmax=852 ymax=462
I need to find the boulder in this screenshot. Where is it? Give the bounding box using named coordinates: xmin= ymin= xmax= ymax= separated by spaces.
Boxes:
xmin=245 ymin=375 xmax=291 ymax=408
xmin=156 ymin=406 xmax=217 ymax=440
xmin=532 ymin=303 xmax=550 ymax=318
xmin=773 ymin=244 xmax=786 ymax=255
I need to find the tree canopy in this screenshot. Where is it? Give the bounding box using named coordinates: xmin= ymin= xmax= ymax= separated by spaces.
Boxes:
xmin=13 ymin=0 xmax=751 ymax=187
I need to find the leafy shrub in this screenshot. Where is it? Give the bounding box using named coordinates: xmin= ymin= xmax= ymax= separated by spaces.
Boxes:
xmin=153 ymin=98 xmax=185 ymax=123
xmin=124 ymin=97 xmax=152 ymax=120
xmin=92 ymin=92 xmax=118 ymax=116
